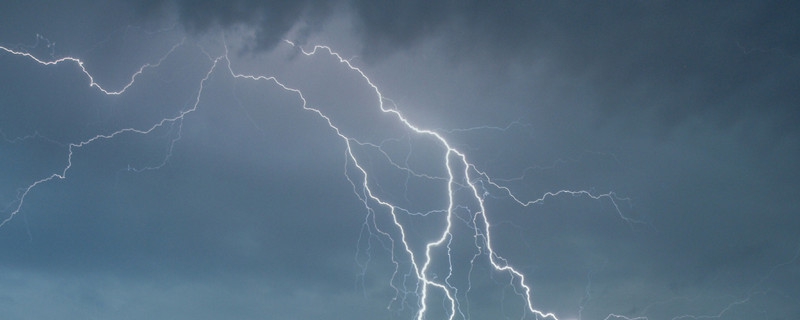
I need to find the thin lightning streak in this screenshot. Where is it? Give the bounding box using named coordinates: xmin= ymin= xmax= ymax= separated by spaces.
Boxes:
xmin=0 ymin=40 xmax=185 ymax=95
xmin=602 ymin=245 xmax=800 ymax=320
xmin=669 ymin=296 xmax=752 ymax=320
xmin=124 ymin=117 xmax=186 ymax=172
xmin=438 ymin=119 xmax=531 ymax=134
xmin=603 ymin=295 xmax=752 ymax=320
xmin=0 ymin=129 xmax=63 ymax=146
xmin=476 ymin=172 xmax=645 ymax=226
xmin=0 ymin=41 xmax=217 ymax=228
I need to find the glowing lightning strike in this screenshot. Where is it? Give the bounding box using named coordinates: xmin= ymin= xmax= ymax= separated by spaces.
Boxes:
xmin=276 ymin=40 xmax=637 ymax=320
xmin=4 ymin=35 xmax=733 ymax=320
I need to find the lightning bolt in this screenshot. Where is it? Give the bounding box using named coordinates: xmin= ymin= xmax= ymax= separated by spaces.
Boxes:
xmin=2 ymin=33 xmax=788 ymax=320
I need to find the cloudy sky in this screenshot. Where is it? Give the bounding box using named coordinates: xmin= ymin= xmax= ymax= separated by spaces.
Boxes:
xmin=1 ymin=1 xmax=799 ymax=319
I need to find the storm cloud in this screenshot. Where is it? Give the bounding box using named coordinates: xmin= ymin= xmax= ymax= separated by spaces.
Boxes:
xmin=142 ymin=0 xmax=800 ymax=133
xmin=1 ymin=1 xmax=799 ymax=319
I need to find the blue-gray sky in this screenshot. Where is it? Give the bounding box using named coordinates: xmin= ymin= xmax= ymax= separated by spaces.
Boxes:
xmin=1 ymin=1 xmax=799 ymax=319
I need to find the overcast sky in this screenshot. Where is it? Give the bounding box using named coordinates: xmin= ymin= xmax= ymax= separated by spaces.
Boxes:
xmin=1 ymin=1 xmax=799 ymax=319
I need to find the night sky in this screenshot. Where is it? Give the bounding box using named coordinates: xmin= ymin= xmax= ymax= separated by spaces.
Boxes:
xmin=1 ymin=1 xmax=799 ymax=319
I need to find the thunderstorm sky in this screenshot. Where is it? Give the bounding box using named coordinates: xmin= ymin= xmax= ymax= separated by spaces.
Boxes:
xmin=1 ymin=1 xmax=799 ymax=319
